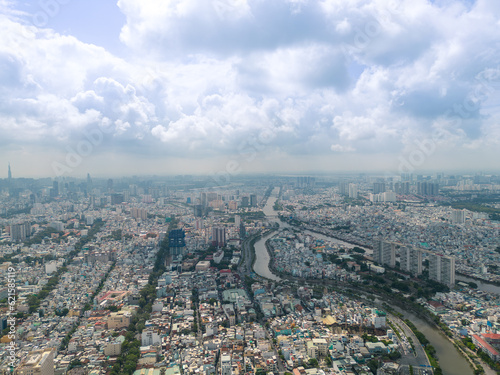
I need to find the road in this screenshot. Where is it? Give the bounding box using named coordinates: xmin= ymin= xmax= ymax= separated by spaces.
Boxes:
xmin=388 ymin=313 xmax=433 ymax=374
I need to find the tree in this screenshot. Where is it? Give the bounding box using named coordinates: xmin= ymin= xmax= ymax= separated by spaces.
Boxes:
xmin=325 ymin=356 xmax=333 ymax=367
xmin=308 ymin=358 xmax=319 ymax=368
xmin=367 ymin=359 xmax=379 ymax=374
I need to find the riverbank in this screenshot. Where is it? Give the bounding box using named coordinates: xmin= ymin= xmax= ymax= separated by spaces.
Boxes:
xmin=279 ymin=216 xmax=373 ymax=250
xmin=250 ymin=228 xmax=281 ymax=281
xmin=303 ymin=225 xmax=372 ymax=250
xmin=457 ymin=272 xmax=500 ymax=289
xmin=258 ymin=191 xmax=476 ymax=374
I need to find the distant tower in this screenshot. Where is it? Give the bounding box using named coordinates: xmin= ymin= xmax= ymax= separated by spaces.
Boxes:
xmin=107 ymin=178 xmax=114 ymax=193
xmin=8 ymin=163 xmax=12 ymax=181
xmin=86 ymin=173 xmax=93 ymax=195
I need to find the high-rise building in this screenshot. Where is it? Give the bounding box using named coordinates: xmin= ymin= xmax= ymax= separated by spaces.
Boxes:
xmin=8 ymin=162 xmax=12 ymax=180
xmin=107 ymin=178 xmax=114 ymax=193
xmin=50 ymin=180 xmax=59 ymax=198
xmin=417 ymin=181 xmax=439 ymax=196
xmin=131 ymin=207 xmax=148 ymax=220
xmin=111 ymin=193 xmax=124 ymax=205
xmin=394 ymin=182 xmax=410 ymax=195
xmin=399 ymin=246 xmax=422 ymax=275
xmin=241 ymin=196 xmax=249 ymax=207
xmin=86 ymin=173 xmax=93 ymax=196
xmin=374 ymin=241 xmax=396 ymax=267
xmin=428 ymin=253 xmax=455 ymax=286
xmin=339 ymin=182 xmax=349 ymax=195
xmin=373 ymin=182 xmax=386 ymax=194
xmin=401 ymin=173 xmax=412 ymax=182
xmin=348 ymin=184 xmax=358 ymax=199
xmin=250 ymin=194 xmax=257 ymax=207
xmin=169 ymin=229 xmax=186 ymax=257
xmin=10 ymin=222 xmax=31 ymax=242
xmin=297 ymin=176 xmax=316 ymax=188
xmin=239 ymin=222 xmax=246 ymax=239
xmin=194 ymin=204 xmax=204 ymax=217
xmin=451 ymin=209 xmax=466 ymax=224
xmin=212 ymin=227 xmax=226 ymax=248
xmin=16 ymin=348 xmax=54 ymax=375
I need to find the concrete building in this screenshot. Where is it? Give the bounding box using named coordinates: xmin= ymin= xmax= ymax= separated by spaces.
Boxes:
xmin=16 ymin=348 xmax=54 ymax=375
xmin=221 ymin=354 xmax=232 ymax=375
xmin=451 ymin=209 xmax=466 ymax=224
xmin=399 ymin=246 xmax=422 ymax=275
xmin=195 ymin=261 xmax=211 ymax=271
xmin=10 ymin=222 xmax=31 ymax=242
xmin=212 ymin=227 xmax=226 ymax=248
xmin=141 ymin=329 xmax=161 ymax=346
xmin=103 ymin=342 xmax=122 ymax=356
xmin=348 ymin=184 xmax=358 ymax=199
xmin=107 ymin=312 xmax=132 ymax=329
xmin=374 ymin=241 xmax=395 ymax=267
xmin=429 ymin=253 xmax=455 ymax=286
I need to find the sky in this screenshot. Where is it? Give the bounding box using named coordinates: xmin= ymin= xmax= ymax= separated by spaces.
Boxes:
xmin=1 ymin=0 xmax=500 ymax=178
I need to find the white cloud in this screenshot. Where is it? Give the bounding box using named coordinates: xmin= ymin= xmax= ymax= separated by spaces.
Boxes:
xmin=331 ymin=144 xmax=355 ymax=152
xmin=1 ymin=0 xmax=500 ymax=175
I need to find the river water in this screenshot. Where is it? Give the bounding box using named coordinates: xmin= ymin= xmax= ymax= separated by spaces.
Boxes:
xmin=394 ymin=308 xmax=472 ymax=375
xmin=254 ymin=189 xmax=473 ymax=375
xmin=456 ymin=274 xmax=500 ymax=295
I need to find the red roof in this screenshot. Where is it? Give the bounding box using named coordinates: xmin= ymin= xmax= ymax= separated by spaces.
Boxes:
xmin=482 ymin=333 xmax=500 ymax=341
xmin=473 ymin=334 xmax=499 ymax=356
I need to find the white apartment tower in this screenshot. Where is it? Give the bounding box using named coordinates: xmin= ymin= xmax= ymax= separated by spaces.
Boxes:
xmin=429 ymin=253 xmax=455 ymax=286
xmin=375 ymin=241 xmax=396 ymax=267
xmin=399 ymin=246 xmax=423 ymax=275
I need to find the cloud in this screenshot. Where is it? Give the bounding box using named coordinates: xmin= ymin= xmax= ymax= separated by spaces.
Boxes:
xmin=331 ymin=144 xmax=355 ymax=152
xmin=1 ymin=0 xmax=500 ymax=176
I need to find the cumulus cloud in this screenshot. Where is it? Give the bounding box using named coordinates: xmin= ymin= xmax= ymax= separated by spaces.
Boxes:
xmin=1 ymin=0 xmax=500 ymax=175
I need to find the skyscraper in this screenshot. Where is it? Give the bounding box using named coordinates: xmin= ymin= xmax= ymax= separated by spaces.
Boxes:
xmin=212 ymin=227 xmax=226 ymax=248
xmin=348 ymin=184 xmax=358 ymax=199
xmin=107 ymin=178 xmax=114 ymax=193
xmin=169 ymin=229 xmax=186 ymax=257
xmin=428 ymin=253 xmax=455 ymax=286
xmin=8 ymin=162 xmax=12 ymax=180
xmin=338 ymin=181 xmax=349 ymax=195
xmin=86 ymin=173 xmax=93 ymax=196
xmin=373 ymin=182 xmax=386 ymax=194
xmin=451 ymin=209 xmax=466 ymax=224
xmin=417 ymin=181 xmax=439 ymax=196
xmin=375 ymin=240 xmax=396 ymax=267
xmin=250 ymin=194 xmax=257 ymax=207
xmin=10 ymin=222 xmax=31 ymax=242
xmin=399 ymin=246 xmax=422 ymax=275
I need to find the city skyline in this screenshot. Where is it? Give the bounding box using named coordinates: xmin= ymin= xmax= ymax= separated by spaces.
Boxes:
xmin=1 ymin=1 xmax=500 ymax=177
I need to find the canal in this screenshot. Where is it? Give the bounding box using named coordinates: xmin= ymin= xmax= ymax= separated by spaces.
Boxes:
xmin=254 ymin=189 xmax=473 ymax=375
xmin=394 ymin=308 xmax=472 ymax=375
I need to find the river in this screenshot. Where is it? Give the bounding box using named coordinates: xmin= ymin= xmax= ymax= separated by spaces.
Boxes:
xmin=393 ymin=308 xmax=472 ymax=375
xmin=254 ymin=188 xmax=473 ymax=375
xmin=253 ymin=191 xmax=283 ymax=280
xmin=456 ymin=274 xmax=500 ymax=295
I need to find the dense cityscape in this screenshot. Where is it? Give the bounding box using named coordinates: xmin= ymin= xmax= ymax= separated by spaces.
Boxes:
xmin=2 ymin=2 xmax=500 ymax=375
xmin=1 ymin=170 xmax=500 ymax=375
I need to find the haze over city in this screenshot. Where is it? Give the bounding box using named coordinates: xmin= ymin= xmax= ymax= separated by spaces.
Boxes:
xmin=2 ymin=2 xmax=500 ymax=375
xmin=1 ymin=0 xmax=500 ymax=177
